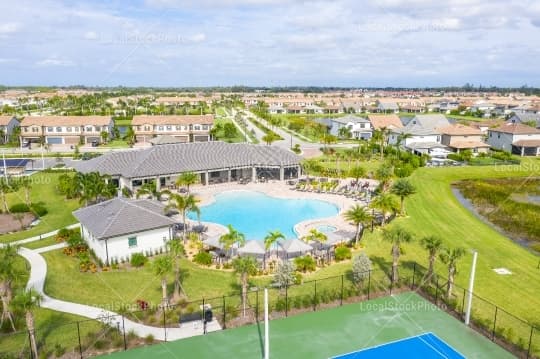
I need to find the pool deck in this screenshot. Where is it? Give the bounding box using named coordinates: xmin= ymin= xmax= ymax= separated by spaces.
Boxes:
xmin=187 ymin=179 xmax=376 ymax=239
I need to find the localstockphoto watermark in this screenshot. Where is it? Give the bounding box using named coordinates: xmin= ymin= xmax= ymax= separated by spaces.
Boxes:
xmin=360 ymin=300 xmax=442 ymax=313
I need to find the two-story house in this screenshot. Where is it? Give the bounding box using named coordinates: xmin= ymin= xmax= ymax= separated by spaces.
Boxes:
xmin=0 ymin=115 xmax=20 ymax=144
xmin=19 ymin=116 xmax=113 ymax=145
xmin=328 ymin=115 xmax=372 ymax=140
xmin=439 ymin=124 xmax=490 ymax=155
xmin=487 ymin=123 xmax=540 ymax=156
xmin=132 ymin=115 xmax=214 ymax=143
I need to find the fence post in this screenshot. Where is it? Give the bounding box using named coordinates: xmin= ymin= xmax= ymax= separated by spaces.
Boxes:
xmin=122 ymin=315 xmax=127 ymax=351
xmin=256 ymin=289 xmax=259 ymax=321
xmin=412 ymin=262 xmax=416 ymax=289
xmin=367 ymin=270 xmax=371 ymax=300
xmin=285 ymin=285 xmax=288 ymax=317
xmin=340 ymin=275 xmax=344 ymax=306
xmin=222 ymin=296 xmax=226 ymax=329
xmin=491 ymin=307 xmax=498 ymax=341
xmin=77 ymin=321 xmax=83 ymax=359
xmin=313 ymin=280 xmax=317 ymax=311
xmin=389 ymin=274 xmax=393 ymax=295
xmin=163 ymin=309 xmax=167 ymax=342
xmin=527 ymin=326 xmax=534 ymax=359
xmin=202 ymin=298 xmax=206 ymax=335
xmin=461 ymin=288 xmax=466 ymax=318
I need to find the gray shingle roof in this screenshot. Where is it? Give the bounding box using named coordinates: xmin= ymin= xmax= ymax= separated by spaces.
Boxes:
xmin=73 ymin=198 xmax=175 ymax=240
xmin=74 ymin=142 xmax=301 ymax=178
xmin=331 ymin=115 xmax=370 ymax=125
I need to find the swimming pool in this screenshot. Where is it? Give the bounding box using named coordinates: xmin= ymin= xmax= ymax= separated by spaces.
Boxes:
xmin=190 ymin=191 xmax=339 ymax=239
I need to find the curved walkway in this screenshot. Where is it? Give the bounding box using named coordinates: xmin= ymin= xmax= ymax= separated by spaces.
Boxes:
xmin=19 ymin=246 xmax=221 ymax=341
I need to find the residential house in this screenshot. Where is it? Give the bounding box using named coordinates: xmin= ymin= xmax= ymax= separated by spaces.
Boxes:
xmin=377 ymin=102 xmax=399 ymax=113
xmin=0 ymin=115 xmax=20 ymax=144
xmin=468 ymin=119 xmax=504 ymax=134
xmin=19 ymin=116 xmax=113 ymax=145
xmin=367 ymin=114 xmax=403 ymax=131
xmin=388 ymin=114 xmax=452 ymax=157
xmin=507 ymin=113 xmax=540 ymax=128
xmin=73 ymin=198 xmax=176 ymax=264
xmin=487 ymin=123 xmax=540 ymax=156
xmin=132 ymin=115 xmax=214 ymax=143
xmin=268 ymin=105 xmax=286 ymax=114
xmin=439 ymin=124 xmax=490 ymax=155
xmin=328 ymin=115 xmax=372 ymax=140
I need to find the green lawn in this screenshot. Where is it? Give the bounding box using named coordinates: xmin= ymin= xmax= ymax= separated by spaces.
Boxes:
xmin=98 ymin=293 xmax=515 ymax=359
xmin=114 ymin=118 xmax=132 ymax=126
xmin=0 ymin=173 xmax=80 ymax=244
xmin=21 ymin=235 xmax=58 ymax=250
xmin=213 ymin=118 xmax=246 ymax=143
xmin=101 ymin=140 xmax=131 ymax=148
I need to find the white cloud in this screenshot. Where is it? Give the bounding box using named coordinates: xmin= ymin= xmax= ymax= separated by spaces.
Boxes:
xmin=83 ymin=31 xmax=99 ymax=40
xmin=35 ymin=57 xmax=75 ymax=67
xmin=0 ymin=23 xmax=20 ymax=35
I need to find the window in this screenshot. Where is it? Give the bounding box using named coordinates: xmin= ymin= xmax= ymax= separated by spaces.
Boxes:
xmin=176 ymin=125 xmax=181 ymax=130
xmin=56 ymin=127 xmax=62 ymax=132
xmin=497 ymin=134 xmax=500 ymax=139
xmin=202 ymin=125 xmax=208 ymax=130
xmin=95 ymin=126 xmax=101 ymax=132
xmin=128 ymin=237 xmax=137 ymax=248
xmin=32 ymin=127 xmax=39 ymax=133
xmin=144 ymin=126 xmax=151 ymax=131
xmin=74 ymin=127 xmax=79 ymax=132
xmin=158 ymin=126 xmax=164 ymax=131
xmin=86 ymin=126 xmax=92 ymax=132
xmin=47 ymin=127 xmax=53 ymax=132
xmin=194 ymin=125 xmax=201 ymax=131
xmin=66 ymin=127 xmax=72 ymax=132
xmin=24 ymin=127 xmax=28 ymax=132
xmin=166 ymin=125 xmax=172 ymax=131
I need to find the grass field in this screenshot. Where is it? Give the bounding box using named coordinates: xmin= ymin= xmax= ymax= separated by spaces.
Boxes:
xmin=21 ymin=235 xmax=58 ymax=249
xmin=0 ymin=173 xmax=80 ymax=243
xmin=97 ymin=293 xmax=515 ymax=359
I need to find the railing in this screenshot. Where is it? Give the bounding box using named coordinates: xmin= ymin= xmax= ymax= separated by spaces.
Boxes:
xmin=0 ymin=262 xmax=537 ymax=358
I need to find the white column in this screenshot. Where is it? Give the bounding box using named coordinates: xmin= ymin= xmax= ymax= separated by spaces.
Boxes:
xmin=227 ymin=169 xmax=232 ymax=182
xmin=264 ymin=288 xmax=269 ymax=359
xmin=252 ymin=167 xmax=257 ymax=182
xmin=279 ymin=166 xmax=284 ymax=181
xmin=465 ymin=250 xmax=478 ymax=326
xmin=204 ymin=171 xmax=209 ymax=185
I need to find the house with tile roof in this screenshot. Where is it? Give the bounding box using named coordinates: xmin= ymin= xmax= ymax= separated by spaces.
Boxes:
xmin=367 ymin=114 xmax=403 ymax=131
xmin=439 ymin=124 xmax=490 ymax=154
xmin=19 ymin=116 xmax=113 ymax=145
xmin=132 ymin=115 xmax=214 ymax=143
xmin=487 ymin=123 xmax=540 ymax=156
xmin=73 ymin=197 xmax=176 ymax=264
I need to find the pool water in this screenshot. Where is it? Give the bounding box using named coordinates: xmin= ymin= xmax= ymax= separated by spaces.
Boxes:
xmin=190 ymin=191 xmax=339 ymax=239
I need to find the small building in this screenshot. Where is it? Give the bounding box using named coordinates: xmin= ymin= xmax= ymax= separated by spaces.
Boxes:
xmin=0 ymin=116 xmax=20 ymax=144
xmin=487 ymin=123 xmax=540 ymax=156
xmin=0 ymin=159 xmax=32 ymax=175
xmin=73 ymin=197 xmax=176 ymax=264
xmin=507 ymin=113 xmax=540 ymax=128
xmin=367 ymin=114 xmax=403 ymax=131
xmin=439 ymin=124 xmax=490 ymax=155
xmin=377 ymin=102 xmax=399 ymax=113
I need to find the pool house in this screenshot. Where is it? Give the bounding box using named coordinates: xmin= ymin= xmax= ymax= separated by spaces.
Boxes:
xmin=75 ymin=142 xmax=302 ymax=192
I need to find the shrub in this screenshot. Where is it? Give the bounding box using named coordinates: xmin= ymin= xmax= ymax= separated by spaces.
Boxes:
xmin=144 ymin=334 xmax=154 ymax=344
xmin=56 ymin=228 xmax=71 ymax=242
xmin=294 ymin=255 xmax=316 ymax=272
xmin=352 ymin=253 xmax=372 ymax=285
xmin=273 ymin=261 xmax=296 ymax=289
xmin=9 ymin=203 xmax=30 ymax=213
xmin=53 ymin=343 xmax=66 ymax=357
xmin=130 ymin=253 xmax=147 ymax=267
xmin=335 ymin=246 xmax=352 ymax=262
xmin=193 ymin=251 xmax=212 ymax=266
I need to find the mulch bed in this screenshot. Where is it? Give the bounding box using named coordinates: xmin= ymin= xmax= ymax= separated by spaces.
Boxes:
xmin=0 ymin=213 xmax=36 ymax=234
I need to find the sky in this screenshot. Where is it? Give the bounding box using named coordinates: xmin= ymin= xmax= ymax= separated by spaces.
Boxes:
xmin=1 ymin=0 xmax=540 ymax=87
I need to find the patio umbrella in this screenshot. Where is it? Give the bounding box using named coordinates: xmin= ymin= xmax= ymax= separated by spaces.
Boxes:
xmin=279 ymin=239 xmax=313 ymax=255
xmin=324 ymin=231 xmax=353 ymax=247
xmin=203 ymin=235 xmax=224 ymax=249
xmin=238 ymin=240 xmax=266 ymax=256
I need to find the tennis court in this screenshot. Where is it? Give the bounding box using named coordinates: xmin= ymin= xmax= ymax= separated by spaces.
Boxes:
xmin=98 ymin=292 xmax=514 ymax=359
xmin=331 ymin=333 xmax=465 ymax=358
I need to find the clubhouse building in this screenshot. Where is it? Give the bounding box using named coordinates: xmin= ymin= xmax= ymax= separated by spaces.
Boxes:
xmin=75 ymin=142 xmax=302 ymax=191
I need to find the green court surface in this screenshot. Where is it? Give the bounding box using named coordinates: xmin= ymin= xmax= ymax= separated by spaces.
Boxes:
xmin=99 ymin=293 xmax=514 ymax=359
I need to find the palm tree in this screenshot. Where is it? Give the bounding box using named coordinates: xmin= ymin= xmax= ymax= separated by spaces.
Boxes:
xmin=11 ymin=289 xmax=43 ymax=359
xmin=338 ymin=126 xmax=352 ymax=139
xmin=301 ymin=158 xmax=323 ymax=178
xmin=349 ymin=166 xmax=366 ymax=184
xmin=176 ymin=172 xmax=199 ymax=193
xmin=0 ymin=178 xmax=15 ymax=213
xmin=19 ymin=177 xmax=32 ymax=206
xmin=219 ymin=224 xmax=246 ymax=258
xmin=302 ymin=229 xmax=327 ymax=249
xmin=264 ymin=230 xmax=284 ymax=252
xmin=370 ymin=193 xmax=399 ymax=226
xmin=0 ymin=244 xmax=19 ymax=331
xmin=136 ymin=181 xmax=159 ymax=200
xmin=167 ymin=239 xmax=185 ymax=300
xmin=232 ymin=256 xmax=258 ymax=317
xmin=391 ymin=178 xmax=416 ymax=215
xmin=395 ymin=133 xmax=413 ymax=159
xmin=375 ymin=164 xmax=394 ymax=191
xmin=343 ymin=205 xmax=372 ymax=246
xmin=420 ymin=236 xmax=443 ymax=281
xmin=153 ymin=255 xmax=173 ymax=307
xmin=262 ymin=132 xmax=279 ymax=146
xmin=439 ymin=247 xmax=465 ymax=299
xmin=164 ymin=193 xmax=200 ymax=241
xmin=382 ymin=225 xmax=413 ymax=283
